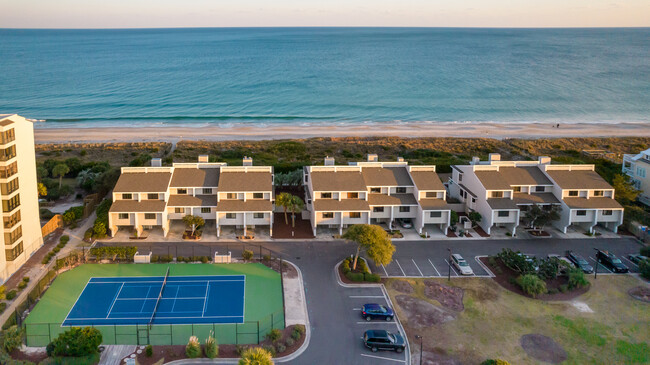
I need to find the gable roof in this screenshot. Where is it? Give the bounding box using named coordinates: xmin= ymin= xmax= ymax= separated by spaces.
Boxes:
xmin=310 ymin=171 xmax=367 ymax=191
xmin=170 ymin=168 xmax=219 ymax=187
xmin=408 ymin=170 xmax=445 ymax=191
xmin=545 ymin=169 xmax=613 ymax=190
xmin=475 ymin=166 xmax=552 ymax=190
xmin=361 ymin=167 xmax=413 ymax=187
xmin=113 ymin=172 xmax=172 ymax=193
xmin=217 ymin=172 xmax=272 ymax=192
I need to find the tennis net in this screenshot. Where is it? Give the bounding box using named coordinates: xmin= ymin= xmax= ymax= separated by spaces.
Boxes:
xmin=149 ymin=266 xmax=170 ymax=328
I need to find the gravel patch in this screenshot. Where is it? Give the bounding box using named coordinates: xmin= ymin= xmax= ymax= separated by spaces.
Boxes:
xmin=423 ymin=280 xmax=464 ymax=312
xmin=392 ymin=280 xmax=414 ymax=293
xmin=394 ymin=295 xmax=456 ymax=328
xmin=520 ymin=334 xmax=567 ymax=364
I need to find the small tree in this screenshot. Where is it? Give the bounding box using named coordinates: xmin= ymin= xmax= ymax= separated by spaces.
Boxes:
xmin=450 ymin=210 xmax=459 ymax=226
xmin=52 ymin=163 xmax=70 ymax=189
xmin=342 ymin=224 xmax=395 ymax=271
xmin=525 ymin=204 xmax=560 ymax=230
xmin=37 ymin=182 xmax=47 ymax=197
xmin=289 ymin=195 xmax=304 ymax=228
xmin=468 ymin=211 xmax=482 ymax=227
xmin=239 ymin=347 xmax=274 ymax=365
xmin=37 ymin=166 xmax=49 ymax=179
xmin=612 ymin=174 xmax=639 ymax=205
xmin=182 ymin=215 xmax=205 ymax=237
xmin=3 ymin=325 xmax=23 ymax=352
xmin=276 ymin=192 xmax=293 ymax=225
xmin=93 ymin=221 xmax=107 ymax=238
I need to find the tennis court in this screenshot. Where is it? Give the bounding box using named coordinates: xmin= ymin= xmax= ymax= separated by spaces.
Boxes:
xmin=63 ymin=272 xmax=245 ymax=326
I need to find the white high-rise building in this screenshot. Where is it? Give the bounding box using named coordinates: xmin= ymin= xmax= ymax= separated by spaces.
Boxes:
xmin=0 ymin=114 xmax=43 ymax=283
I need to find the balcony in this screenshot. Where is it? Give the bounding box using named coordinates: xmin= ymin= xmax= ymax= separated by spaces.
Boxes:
xmin=3 ymin=211 xmax=21 ymax=229
xmin=0 ymin=162 xmax=17 ymax=179
xmin=0 ymin=129 xmax=15 ymax=146
xmin=0 ymin=145 xmax=16 ymax=162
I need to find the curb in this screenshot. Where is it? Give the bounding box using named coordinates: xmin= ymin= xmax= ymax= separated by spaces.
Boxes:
xmin=165 ymin=259 xmax=311 ymax=364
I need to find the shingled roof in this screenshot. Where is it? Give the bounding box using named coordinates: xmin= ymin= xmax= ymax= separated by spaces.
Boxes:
xmin=113 ymin=172 xmax=172 ymax=193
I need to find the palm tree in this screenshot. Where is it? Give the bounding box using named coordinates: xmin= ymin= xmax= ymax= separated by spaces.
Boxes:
xmin=276 ymin=192 xmax=292 ymax=225
xmin=52 ymin=163 xmax=70 ymax=189
xmin=289 ymin=195 xmax=304 ymax=228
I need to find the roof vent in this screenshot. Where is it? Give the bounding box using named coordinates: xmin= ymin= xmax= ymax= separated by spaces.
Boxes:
xmin=488 ymin=153 xmax=501 ymax=162
xmin=198 ymin=155 xmax=209 ymax=163
xmin=324 ymin=156 xmax=335 ymax=166
xmin=471 ymin=157 xmax=480 ymax=165
xmin=367 ymin=154 xmax=378 ymax=162
xmin=538 ymin=156 xmax=551 ymax=165
xmin=397 ymin=157 xmax=404 ymax=162
xmin=151 ymin=158 xmax=162 ymax=167
xmin=243 ymin=156 xmax=253 ymax=166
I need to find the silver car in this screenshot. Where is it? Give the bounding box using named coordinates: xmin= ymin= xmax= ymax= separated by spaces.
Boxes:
xmin=451 ymin=253 xmax=473 ymax=275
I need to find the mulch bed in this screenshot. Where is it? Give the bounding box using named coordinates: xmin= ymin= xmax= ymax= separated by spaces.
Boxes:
xmin=337 ymin=262 xmax=379 ymax=284
xmin=480 ymin=257 xmax=589 ymax=301
xmin=473 ymin=226 xmax=490 ymax=237
xmin=446 ymin=230 xmax=457 ymax=238
xmin=258 ymin=258 xmax=297 ymax=278
xmin=628 ymin=286 xmax=650 ymax=303
xmin=128 ymin=325 xmax=305 ymax=364
xmin=520 ymin=334 xmax=567 ymax=364
xmin=272 ymin=213 xmax=315 ymax=239
xmin=528 ymin=230 xmax=551 ymax=237
xmin=10 ymin=347 xmax=48 ymax=363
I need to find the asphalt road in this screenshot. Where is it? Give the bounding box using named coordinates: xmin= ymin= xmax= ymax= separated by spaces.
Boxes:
xmin=103 ymin=237 xmax=645 ymax=364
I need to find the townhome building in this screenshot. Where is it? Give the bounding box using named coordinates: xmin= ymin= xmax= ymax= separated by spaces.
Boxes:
xmin=0 ymin=114 xmax=43 ymax=283
xmin=303 ymin=155 xmax=450 ymax=236
xmin=449 ymin=153 xmax=623 ymax=235
xmin=109 ymin=156 xmax=273 ymax=238
xmin=623 ymin=148 xmax=650 ymax=206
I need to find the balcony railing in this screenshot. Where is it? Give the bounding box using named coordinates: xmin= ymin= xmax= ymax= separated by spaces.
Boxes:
xmin=0 ymin=146 xmax=16 ymax=162
xmin=0 ymin=134 xmax=15 ymax=145
xmin=0 ymin=162 xmax=17 ymax=179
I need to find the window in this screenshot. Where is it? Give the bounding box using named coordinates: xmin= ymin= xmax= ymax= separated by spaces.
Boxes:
xmin=396 ymin=187 xmax=407 ymax=194
xmin=347 ymin=192 xmax=359 ymax=199
xmin=497 ymin=211 xmax=510 ymax=217
xmin=177 ymin=189 xmax=187 ymax=194
xmin=535 ymin=186 xmax=545 ymax=192
xmin=147 ymin=193 xmax=158 ymax=200
xmin=593 ymin=190 xmax=604 ymax=197
xmin=322 ymin=212 xmax=334 ymax=219
xmin=2 ymin=194 xmax=20 ymax=212
xmin=0 ymin=145 xmax=16 ymax=161
xmin=471 ymin=197 xmax=476 ymax=203
xmin=203 ymin=188 xmax=212 ymax=194
xmin=4 ymin=226 xmax=22 ymax=245
xmin=370 ymin=187 xmax=381 ymax=193
xmin=0 ymin=128 xmax=15 ymax=144
xmin=321 ymin=192 xmax=332 ymax=199
xmin=201 ymin=207 xmax=211 ymax=213
xmin=175 ymin=208 xmax=184 ymax=214
xmin=458 ymin=174 xmax=463 ymax=182
xmin=490 ymin=191 xmax=504 ymax=198
xmin=399 ymin=206 xmax=410 ymax=213
xmin=513 ymin=186 xmax=522 ymax=192
xmin=227 ymin=193 xmax=237 ymax=199
xmin=118 ymin=213 xmax=129 ymax=219
xmin=520 ymin=205 xmax=529 ymax=211
xmin=637 ymin=167 xmax=647 ymax=178
xmin=5 ymin=242 xmax=23 ymax=261
xmin=122 ymin=193 xmax=132 ymax=200
xmin=253 ymin=192 xmax=264 ymax=199
xmin=602 ymin=210 xmax=613 ymax=216
xmin=0 ymin=161 xmax=17 ymax=178
xmin=349 ymin=212 xmax=361 ymax=218
xmin=568 ymin=190 xmax=579 ymax=197
xmin=253 ymin=213 xmax=264 ymax=219
xmin=430 ymin=211 xmax=442 ymax=218
xmin=3 ymin=211 xmax=20 ymax=228
xmin=0 ymin=178 xmax=19 ymax=195
xmin=226 ymin=213 xmax=236 ymax=219
xmin=425 ymin=192 xmax=436 ymax=198
xmin=576 ymin=210 xmax=587 ymax=216
xmin=373 ymin=207 xmax=384 ymax=213
xmin=144 ymin=213 xmax=156 ymax=220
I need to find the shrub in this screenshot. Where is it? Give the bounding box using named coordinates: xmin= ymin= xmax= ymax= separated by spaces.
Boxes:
xmin=275 ymin=342 xmax=286 ymax=353
xmin=285 ymin=337 xmax=294 ymax=347
xmin=84 ymin=228 xmax=93 ymax=240
xmin=239 ymin=347 xmax=274 ymax=364
xmin=57 ymin=243 xmax=65 ymax=249
xmin=17 ymin=281 xmax=27 ymax=290
xmin=345 ymin=271 xmax=364 ymax=282
xmin=481 ymin=360 xmax=511 ymax=365
xmin=640 ymin=246 xmax=650 ymax=257
xmin=53 ymin=247 xmax=61 ymax=253
xmin=266 ymin=328 xmax=282 ymax=343
xmin=559 ymin=284 xmax=569 ymax=293
xmin=6 ymin=290 xmax=17 ymax=300
xmin=262 ymin=345 xmax=276 ymax=357
xmin=177 ymin=256 xmax=185 ymax=262
xmin=93 ymin=221 xmax=107 ymax=238
xmin=568 ymin=268 xmax=590 ymax=289
xmin=341 ymin=260 xmax=351 ymax=274
xmin=204 ymin=333 xmax=218 ymax=359
xmin=497 ymin=248 xmax=537 ymax=275
xmin=242 ymin=250 xmax=254 ymax=261
xmin=516 ymin=274 xmax=547 ymax=298
xmin=185 ymin=336 xmax=201 ymax=358
xmin=145 ymin=344 xmax=153 ymax=357
xmin=294 ymin=324 xmax=305 ymax=336
xmin=638 ymin=259 xmax=650 ymax=280
xmin=200 ymin=256 xmax=209 ymax=263
xmin=0 ymin=302 xmax=6 ymax=313
xmin=538 ymin=258 xmax=560 ymax=280
xmin=151 ymin=255 xmax=159 ymax=262
xmin=547 ymin=288 xmax=559 ymax=295
xmin=263 ymin=254 xmax=271 ymax=261
xmin=364 ymin=273 xmax=381 ymax=282
xmin=22 ymin=277 xmax=29 ymax=283
xmin=42 ymin=257 xmax=51 ymax=265
xmin=47 ymin=327 xmax=102 ymax=357
xmin=60 ymin=235 xmax=70 ymax=244
xmin=291 ymin=325 xmax=304 ymax=340
xmin=3 ymin=325 xmax=23 ymax=352
xmin=159 ymin=254 xmax=173 ymax=263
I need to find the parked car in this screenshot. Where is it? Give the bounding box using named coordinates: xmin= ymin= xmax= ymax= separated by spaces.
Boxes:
xmin=596 ymin=250 xmax=629 ymax=273
xmin=565 ymin=251 xmax=594 ymax=273
xmin=363 ymin=330 xmax=405 ymax=353
xmin=628 ymin=254 xmax=649 ymax=265
xmin=361 ymin=303 xmax=394 ymax=321
xmin=451 ymin=253 xmax=473 ymax=275
xmin=397 ymin=218 xmax=412 ymax=229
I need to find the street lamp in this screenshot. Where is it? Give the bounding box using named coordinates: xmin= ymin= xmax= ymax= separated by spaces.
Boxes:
xmin=593 ymin=247 xmax=599 ymax=279
xmin=415 ymin=335 xmax=423 ymax=365
xmin=447 ymin=248 xmax=452 ymax=281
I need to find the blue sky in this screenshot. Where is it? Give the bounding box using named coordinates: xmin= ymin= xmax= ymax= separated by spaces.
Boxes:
xmin=1 ymin=0 xmax=648 ymax=28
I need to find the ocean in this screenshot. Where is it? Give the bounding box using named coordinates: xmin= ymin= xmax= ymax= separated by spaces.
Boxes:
xmin=0 ymin=27 xmax=649 ymax=129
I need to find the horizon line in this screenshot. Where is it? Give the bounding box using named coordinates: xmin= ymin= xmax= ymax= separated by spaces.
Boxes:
xmin=1 ymin=26 xmax=649 ymax=31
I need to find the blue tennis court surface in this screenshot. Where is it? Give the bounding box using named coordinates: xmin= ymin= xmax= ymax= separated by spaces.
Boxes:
xmin=63 ymin=275 xmax=245 ymax=326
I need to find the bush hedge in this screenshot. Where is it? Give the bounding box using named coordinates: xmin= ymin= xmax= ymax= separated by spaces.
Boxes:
xmin=568 ymin=268 xmax=590 ymax=289
xmin=46 ymin=327 xmax=102 ymax=357
xmin=90 ymin=246 xmax=137 ymax=260
xmin=6 ymin=290 xmax=16 ymax=300
xmin=639 ymin=259 xmax=650 ymax=280
xmin=640 ymin=245 xmax=650 ymax=257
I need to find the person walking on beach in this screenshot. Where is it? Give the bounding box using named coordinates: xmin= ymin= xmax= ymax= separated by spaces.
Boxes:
xmin=556 ymin=123 xmax=560 ymax=128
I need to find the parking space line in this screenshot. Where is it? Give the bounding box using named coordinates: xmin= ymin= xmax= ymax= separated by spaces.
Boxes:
xmin=621 ymin=256 xmax=639 ymax=268
xmin=350 ymin=295 xmax=385 ymax=298
xmin=381 ymin=264 xmax=389 ymax=276
xmin=353 ymin=308 xmax=361 ymax=311
xmin=589 ymin=257 xmax=613 ymax=273
xmin=412 ymin=259 xmax=424 ymax=276
xmin=394 ymin=260 xmax=406 ymax=276
xmin=356 ymin=321 xmax=397 ymax=325
xmin=474 ymin=256 xmax=495 ymax=277
xmin=444 ymin=259 xmax=460 ymax=276
xmin=360 ymin=354 xmax=407 ymax=363
xmin=428 ymin=259 xmax=441 ymax=276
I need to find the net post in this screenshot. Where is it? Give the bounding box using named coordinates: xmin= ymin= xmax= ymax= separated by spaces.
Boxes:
xmin=257 ymin=321 xmax=260 ymax=344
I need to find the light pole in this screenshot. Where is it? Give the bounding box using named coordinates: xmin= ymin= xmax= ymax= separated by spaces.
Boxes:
xmin=593 ymin=247 xmax=599 ymax=279
xmin=447 ymin=248 xmax=452 ymax=281
xmin=415 ymin=335 xmax=423 ymax=365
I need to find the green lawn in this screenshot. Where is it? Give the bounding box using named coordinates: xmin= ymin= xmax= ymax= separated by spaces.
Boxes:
xmin=26 ymin=263 xmax=283 ymax=346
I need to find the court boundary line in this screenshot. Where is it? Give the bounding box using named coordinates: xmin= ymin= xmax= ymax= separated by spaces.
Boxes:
xmin=62 ymin=279 xmax=93 ymax=325
xmin=201 ymin=281 xmax=210 ymax=318
xmin=105 ymin=283 xmax=125 ymax=319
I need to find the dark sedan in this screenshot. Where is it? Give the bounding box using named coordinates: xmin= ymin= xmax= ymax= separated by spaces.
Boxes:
xmin=361 ymin=303 xmax=394 ymax=321
xmin=363 ymin=330 xmax=405 ymax=353
xmin=566 ymin=250 xmax=594 ymax=273
xmin=596 ymin=250 xmax=629 ymax=273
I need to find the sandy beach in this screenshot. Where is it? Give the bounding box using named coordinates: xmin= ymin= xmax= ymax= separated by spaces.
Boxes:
xmin=33 ymin=121 xmax=650 ymax=144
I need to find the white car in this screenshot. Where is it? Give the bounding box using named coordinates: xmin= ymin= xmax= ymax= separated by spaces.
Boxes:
xmin=451 ymin=254 xmax=473 ymax=275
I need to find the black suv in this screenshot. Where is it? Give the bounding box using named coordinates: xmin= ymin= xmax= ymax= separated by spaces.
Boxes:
xmin=596 ymin=250 xmax=629 ymax=273
xmin=566 ymin=251 xmax=594 ymax=273
xmin=363 ymin=330 xmax=405 ymax=353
